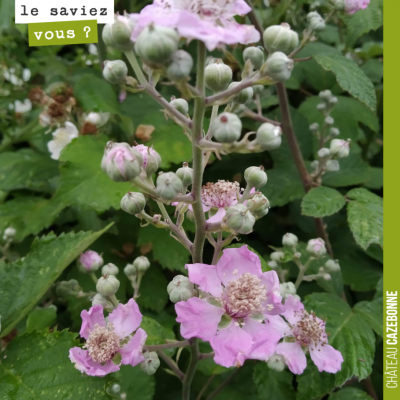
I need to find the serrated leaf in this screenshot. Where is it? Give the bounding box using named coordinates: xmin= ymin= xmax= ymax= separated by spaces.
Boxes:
xmin=0 ymin=149 xmax=59 ymax=192
xmin=26 ymin=308 xmax=57 ymax=333
xmin=0 ymin=330 xmax=113 ymax=399
xmin=363 ymin=167 xmax=383 ymax=190
xmin=302 ymin=186 xmax=346 ymax=217
xmin=313 ymin=53 xmax=376 ymax=111
xmin=140 ymin=316 xmax=176 ymax=356
xmin=347 ymin=188 xmax=383 ymax=249
xmin=116 ymin=366 xmax=155 ymax=400
xmin=0 ymin=225 xmax=112 ymax=338
xmin=330 ymin=387 xmax=374 ymax=400
xmin=54 ymin=135 xmax=132 ymax=212
xmin=253 ymin=363 xmax=296 ymax=400
xmin=354 ymin=297 xmax=383 ymax=337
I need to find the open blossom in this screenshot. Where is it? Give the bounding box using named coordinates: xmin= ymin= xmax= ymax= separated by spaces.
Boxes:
xmin=266 ymin=295 xmax=343 ymax=374
xmin=47 ymin=121 xmax=78 ymax=160
xmin=129 ymin=0 xmax=260 ymax=51
xmin=175 ymin=246 xmax=283 ymax=368
xmin=69 ymin=299 xmax=147 ymax=376
xmin=345 ymin=0 xmax=370 ymax=14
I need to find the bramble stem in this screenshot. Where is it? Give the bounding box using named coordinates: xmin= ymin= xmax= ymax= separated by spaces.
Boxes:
xmin=205 ymin=369 xmax=240 ymax=400
xmin=211 ymin=232 xmax=223 ymax=265
xmin=158 ymin=350 xmax=185 ymax=381
xmin=182 ymin=339 xmax=200 ymax=400
xmin=195 ymin=375 xmax=216 ymax=400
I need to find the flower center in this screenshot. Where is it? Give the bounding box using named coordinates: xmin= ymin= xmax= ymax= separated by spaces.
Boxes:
xmin=223 ymin=273 xmax=267 ymax=318
xmin=202 ymin=180 xmax=239 ymax=208
xmin=85 ymin=323 xmax=120 ymax=364
xmin=292 ymin=311 xmax=327 ymax=348
xmin=173 ymin=0 xmax=235 ymax=18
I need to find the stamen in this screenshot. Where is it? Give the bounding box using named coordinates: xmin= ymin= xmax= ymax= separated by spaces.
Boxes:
xmin=202 ymin=180 xmax=239 ymax=208
xmin=85 ymin=323 xmax=120 ymax=364
xmin=292 ymin=311 xmax=328 ymax=348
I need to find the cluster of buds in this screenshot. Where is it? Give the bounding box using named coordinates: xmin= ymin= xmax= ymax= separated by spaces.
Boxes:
xmin=124 ymin=256 xmax=151 ymax=298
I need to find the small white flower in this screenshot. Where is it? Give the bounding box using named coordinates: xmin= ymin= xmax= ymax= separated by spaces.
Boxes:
xmin=84 ymin=112 xmax=110 ymax=127
xmin=13 ymin=99 xmax=32 ymax=114
xmin=88 ymin=44 xmax=98 ymax=55
xmin=47 ymin=122 xmax=79 ymax=160
xmin=3 ymin=68 xmax=23 ymax=86
xmin=22 ymin=68 xmax=31 ymax=82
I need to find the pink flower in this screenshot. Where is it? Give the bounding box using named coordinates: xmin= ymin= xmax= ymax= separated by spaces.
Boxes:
xmin=129 ymin=0 xmax=260 ymax=51
xmin=344 ymin=0 xmax=370 ymax=14
xmin=69 ymin=299 xmax=147 ymax=376
xmin=266 ymin=295 xmax=343 ymax=374
xmin=79 ymin=250 xmax=103 ymax=272
xmin=175 ymin=246 xmax=283 ymax=367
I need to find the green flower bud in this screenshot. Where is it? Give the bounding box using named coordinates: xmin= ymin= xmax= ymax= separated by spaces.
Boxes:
xmin=323 ymin=273 xmax=332 ymax=281
xmin=166 ymin=50 xmax=193 ymax=81
xmin=325 ymin=116 xmax=334 ymax=126
xmin=187 ymin=209 xmax=195 ymax=222
xmin=329 ymin=96 xmax=338 ymax=105
xmin=176 ymin=163 xmax=193 ymax=186
xmin=228 ymin=82 xmax=254 ymax=104
xmin=133 ymin=256 xmax=151 ymax=273
xmin=205 ymin=59 xmax=233 ymax=92
xmin=326 ymin=160 xmax=340 ymax=171
xmin=124 ymin=263 xmax=137 ymax=277
xmin=332 ymin=0 xmax=345 ymax=12
xmin=319 ymin=90 xmax=332 ymax=101
xmin=224 ymin=204 xmax=255 ymax=234
xmin=330 ymin=139 xmax=350 ymax=158
xmin=102 ymin=14 xmax=135 ymax=52
xmin=252 ymin=85 xmax=264 ymax=95
xmin=135 ymin=25 xmax=179 ymax=66
xmin=268 ymin=260 xmax=279 ymax=270
xmin=280 ymin=282 xmax=296 ymax=299
xmin=102 ymin=263 xmax=119 ymax=276
xmin=263 ymin=23 xmax=299 ymax=55
xmin=121 ymin=192 xmax=146 ymax=215
xmin=96 ymin=274 xmax=120 ymax=296
xmin=329 ymin=127 xmax=340 ymax=137
xmin=167 ymin=275 xmax=194 ymax=303
xmin=311 ymin=160 xmax=319 ymax=170
xmin=3 ymin=226 xmax=16 ymax=241
xmin=318 ymin=148 xmax=330 ymax=158
xmin=56 ymin=279 xmax=81 ymax=297
xmin=256 ymin=123 xmax=282 ymax=150
xmin=309 ymin=123 xmax=319 ymax=132
xmin=265 ymin=52 xmax=293 ymax=82
xmin=211 ymin=112 xmax=242 ymax=143
xmin=247 ymin=193 xmax=270 ymax=218
xmin=244 ymin=166 xmax=268 ymax=189
xmin=170 ymin=97 xmax=189 ymax=115
xmin=306 ymin=238 xmax=327 ymax=257
xmin=307 ymin=12 xmax=326 ymax=33
xmin=92 ymin=293 xmax=113 ymax=310
xmin=317 ymin=103 xmax=326 ymax=111
xmin=140 ymin=352 xmax=160 ymax=375
xmin=267 ymin=354 xmax=286 ymax=372
xmin=325 ymin=259 xmax=341 ymax=272
xmin=103 ymin=60 xmax=128 ymax=84
xmin=156 ymin=172 xmax=184 ymax=200
xmin=108 ymin=384 xmax=121 ymax=395
xmin=243 ymin=46 xmax=265 ymax=70
xmin=270 ymin=251 xmax=284 ymax=262
xmin=282 ymin=233 xmax=298 ymax=247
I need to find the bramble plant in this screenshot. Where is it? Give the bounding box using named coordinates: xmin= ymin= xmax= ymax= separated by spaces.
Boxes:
xmin=0 ymin=0 xmax=383 ymax=399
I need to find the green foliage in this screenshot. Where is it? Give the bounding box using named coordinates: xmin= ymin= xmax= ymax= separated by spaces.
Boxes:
xmin=330 ymin=387 xmax=374 ymax=400
xmin=116 ymin=366 xmax=155 ymax=400
xmin=354 ymin=297 xmax=383 ymax=337
xmin=302 ymin=186 xmax=346 ymax=217
xmin=26 ymin=307 xmax=57 ymax=333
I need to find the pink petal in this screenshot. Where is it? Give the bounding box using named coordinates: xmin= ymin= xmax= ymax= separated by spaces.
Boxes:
xmin=108 ymin=298 xmax=143 ymax=339
xmin=260 ymin=271 xmax=284 ymax=315
xmin=210 ymin=322 xmax=253 ymax=368
xmin=217 ymin=245 xmax=262 ymax=286
xmin=265 ymin=315 xmax=293 ymax=337
xmin=79 ymin=305 xmax=105 ymax=340
xmin=276 ymin=342 xmax=307 ymax=375
xmin=242 ymin=318 xmax=281 ymax=361
xmin=282 ymin=295 xmax=304 ymax=325
xmin=120 ymin=328 xmax=147 ymax=367
xmin=310 ymin=344 xmax=343 ymax=373
xmin=186 ymin=263 xmax=222 ymax=297
xmin=175 ymin=298 xmax=224 ymax=341
xmin=233 ymin=0 xmax=252 ymax=15
xmin=69 ymin=347 xmax=119 ymax=377
xmin=206 ymin=207 xmax=226 ymax=224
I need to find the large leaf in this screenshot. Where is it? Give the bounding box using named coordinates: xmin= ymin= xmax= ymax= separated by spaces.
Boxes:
xmin=313 ymin=53 xmax=376 ymax=111
xmin=116 ymin=366 xmax=155 ymax=400
xmin=301 ymin=186 xmax=346 ymax=217
xmin=0 ymin=225 xmax=112 ymax=338
xmin=353 ymin=297 xmax=383 ymax=337
xmin=347 ymin=188 xmax=383 ymax=249
xmin=330 ymin=387 xmax=373 ymax=400
xmin=0 ymin=330 xmax=113 ymax=399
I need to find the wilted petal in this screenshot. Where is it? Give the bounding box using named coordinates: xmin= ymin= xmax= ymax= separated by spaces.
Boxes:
xmin=80 ymin=305 xmax=105 ymax=340
xmin=69 ymin=347 xmax=119 ymax=376
xmin=120 ymin=328 xmax=147 ymax=366
xmin=310 ymin=344 xmax=344 ymax=373
xmin=109 ymin=298 xmax=143 ymax=338
xmin=186 ymin=263 xmax=222 ymax=297
xmin=276 ymin=342 xmax=307 ymax=375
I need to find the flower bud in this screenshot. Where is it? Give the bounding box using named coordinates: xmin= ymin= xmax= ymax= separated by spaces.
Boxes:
xmin=135 ymin=144 xmax=162 ymax=176
xmin=265 ymin=52 xmax=293 ymax=82
xmin=92 ymin=293 xmax=113 ymax=310
xmin=244 ymin=166 xmax=268 ymax=189
xmin=256 ymin=123 xmax=282 ymax=150
xmin=330 ymin=139 xmax=350 ymax=158
xmin=3 ymin=226 xmax=16 ymax=241
xmin=329 ymin=127 xmax=340 ymax=137
xmin=319 ymin=90 xmax=332 ymax=101
xmin=325 ymin=259 xmax=341 ymax=272
xmin=325 ymin=116 xmax=334 ymax=126
xmin=101 ymin=142 xmax=143 ymax=182
xmin=306 ymin=238 xmax=327 ymax=257
xmin=176 ymin=163 xmax=193 ymax=186
xmin=135 ymin=25 xmax=179 ymax=66
xmin=170 ymin=98 xmax=189 ymax=115
xmin=326 ymin=160 xmax=340 ymax=172
xmin=252 ymin=85 xmax=264 ymax=95
xmin=344 ymin=0 xmax=369 ymax=14
xmin=263 ymin=23 xmax=299 ymax=55
xmin=318 ymin=148 xmax=330 ymax=158
xmin=224 ymin=204 xmax=255 ymax=234
xmin=317 ymin=103 xmax=326 ymax=111
xmin=309 ymin=123 xmax=319 ymax=132
xmin=187 ymin=209 xmax=195 ymax=222
xmin=109 ymin=384 xmax=121 ymax=395
xmin=156 ymin=172 xmax=184 ymax=200
xmin=243 ymin=46 xmax=265 ymax=70
xmin=307 ymin=12 xmax=326 ymax=33
xmin=102 ymin=14 xmax=135 ymax=52
xmin=103 ymin=60 xmax=128 ymax=84
xmin=102 ymin=263 xmax=119 ymax=276
xmin=268 ymin=260 xmax=279 ymax=270
xmin=96 ymin=274 xmax=120 ymax=296
xmin=140 ymin=352 xmax=160 ymax=375
xmin=166 ymin=50 xmax=193 ymax=81
xmin=205 ymin=60 xmax=233 ymax=93
xmin=247 ymin=193 xmax=270 ymax=218
xmin=79 ymin=250 xmax=103 ymax=273
xmin=133 ymin=256 xmax=151 ymax=273
xmin=167 ymin=275 xmax=194 ymax=303
xmin=323 ymin=273 xmax=332 ymax=281
xmin=121 ymin=192 xmax=146 ymax=215
xmin=280 ymin=282 xmax=296 ymax=300
xmin=56 ymin=279 xmax=81 ymax=297
xmin=332 ymin=0 xmax=345 ymax=11
xmin=228 ymin=82 xmax=253 ymax=104
xmin=311 ymin=160 xmax=319 ymax=170
xmin=211 ymin=112 xmax=242 ymax=143
xmin=282 ymin=233 xmax=298 ymax=247
xmin=270 ymin=251 xmax=285 ymax=262
xmin=267 ymin=354 xmax=286 ymax=372
xmin=329 ymin=96 xmax=338 ymax=105
xmin=124 ymin=263 xmax=137 ymax=277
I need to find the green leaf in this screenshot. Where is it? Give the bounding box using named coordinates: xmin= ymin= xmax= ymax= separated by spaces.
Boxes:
xmin=347 ymin=188 xmax=383 ymax=249
xmin=363 ymin=167 xmax=383 ymax=190
xmin=354 ymin=297 xmax=383 ymax=337
xmin=330 ymin=387 xmax=374 ymax=400
xmin=137 ymin=225 xmax=190 ymax=272
xmin=140 ymin=316 xmax=176 ymax=356
xmin=301 ymin=187 xmax=346 ymax=217
xmin=253 ymin=363 xmax=296 ymax=400
xmin=0 ymin=330 xmax=113 ymax=399
xmin=0 ymin=149 xmax=59 ymax=192
xmin=54 ymin=136 xmax=132 ymax=212
xmin=313 ymin=53 xmax=376 ymax=111
xmin=116 ymin=366 xmax=155 ymax=400
xmin=297 ymin=293 xmax=375 ymax=400
xmin=26 ymin=308 xmax=57 ymax=333
xmin=0 ymin=225 xmax=112 ymax=338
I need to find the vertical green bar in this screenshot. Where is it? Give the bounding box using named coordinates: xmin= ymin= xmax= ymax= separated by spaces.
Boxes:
xmin=384 ymin=1 xmax=399 ymax=399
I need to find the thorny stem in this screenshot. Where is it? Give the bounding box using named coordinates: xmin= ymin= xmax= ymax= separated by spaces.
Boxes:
xmin=158 ymin=350 xmax=185 ymax=381
xmin=243 ymin=108 xmax=281 ymax=126
xmin=205 ymin=369 xmax=240 ymax=400
xmin=205 ymin=77 xmax=257 ymax=105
